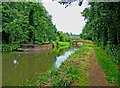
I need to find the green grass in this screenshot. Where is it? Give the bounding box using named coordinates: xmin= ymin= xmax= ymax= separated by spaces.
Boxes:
xmin=51 ymin=41 xmax=71 ymax=48
xmin=59 ymin=44 xmax=92 ymax=86
xmin=94 ymin=46 xmax=119 ymax=86
xmin=21 ymin=44 xmax=91 ymax=86
xmin=21 ymin=43 xmax=119 ymax=86
xmin=57 ymin=41 xmax=70 ymax=46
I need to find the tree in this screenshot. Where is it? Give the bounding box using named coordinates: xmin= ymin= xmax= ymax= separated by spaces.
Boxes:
xmin=81 ymin=2 xmax=120 ymax=62
xmin=2 ymin=2 xmax=58 ymax=45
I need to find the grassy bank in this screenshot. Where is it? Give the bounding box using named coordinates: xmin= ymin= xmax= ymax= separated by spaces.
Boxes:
xmin=94 ymin=46 xmax=119 ymax=86
xmin=22 ymin=43 xmax=119 ymax=86
xmin=57 ymin=41 xmax=70 ymax=47
xmin=2 ymin=41 xmax=71 ymax=52
xmin=22 ymin=44 xmax=92 ymax=86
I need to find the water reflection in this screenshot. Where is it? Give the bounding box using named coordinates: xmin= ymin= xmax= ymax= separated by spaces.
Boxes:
xmin=55 ymin=49 xmax=77 ymax=68
xmin=2 ymin=46 xmax=77 ymax=86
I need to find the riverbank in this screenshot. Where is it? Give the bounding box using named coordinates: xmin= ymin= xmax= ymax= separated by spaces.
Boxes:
xmin=94 ymin=46 xmax=119 ymax=86
xmin=22 ymin=42 xmax=119 ymax=86
xmin=2 ymin=41 xmax=71 ymax=52
xmin=22 ymin=43 xmax=91 ymax=86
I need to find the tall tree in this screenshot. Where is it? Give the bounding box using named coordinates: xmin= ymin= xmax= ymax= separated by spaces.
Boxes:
xmin=2 ymin=2 xmax=58 ymax=45
xmin=81 ymin=2 xmax=120 ymax=62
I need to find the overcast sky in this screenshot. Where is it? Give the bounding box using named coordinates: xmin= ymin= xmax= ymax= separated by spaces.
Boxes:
xmin=41 ymin=0 xmax=90 ymax=34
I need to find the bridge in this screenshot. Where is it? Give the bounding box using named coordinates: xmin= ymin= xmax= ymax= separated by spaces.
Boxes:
xmin=72 ymin=40 xmax=87 ymax=45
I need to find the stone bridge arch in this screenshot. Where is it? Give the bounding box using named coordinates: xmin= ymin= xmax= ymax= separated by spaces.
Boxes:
xmin=72 ymin=40 xmax=86 ymax=45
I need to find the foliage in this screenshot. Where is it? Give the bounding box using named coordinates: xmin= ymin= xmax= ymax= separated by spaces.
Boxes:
xmin=57 ymin=31 xmax=70 ymax=42
xmin=2 ymin=44 xmax=19 ymax=52
xmin=81 ymin=2 xmax=120 ymax=62
xmin=2 ymin=2 xmax=79 ymax=51
xmin=2 ymin=2 xmax=57 ymax=49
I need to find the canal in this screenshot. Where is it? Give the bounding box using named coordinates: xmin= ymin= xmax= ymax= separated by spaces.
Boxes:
xmin=2 ymin=46 xmax=77 ymax=86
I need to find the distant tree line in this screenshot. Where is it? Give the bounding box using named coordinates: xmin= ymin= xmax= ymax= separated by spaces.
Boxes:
xmin=80 ymin=2 xmax=120 ymax=62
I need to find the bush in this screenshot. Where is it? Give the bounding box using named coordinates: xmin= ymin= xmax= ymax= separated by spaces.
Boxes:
xmin=105 ymin=44 xmax=120 ymax=63
xmin=2 ymin=44 xmax=19 ymax=52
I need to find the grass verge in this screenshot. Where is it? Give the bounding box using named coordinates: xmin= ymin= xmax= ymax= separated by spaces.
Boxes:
xmin=57 ymin=41 xmax=70 ymax=47
xmin=21 ymin=43 xmax=119 ymax=86
xmin=93 ymin=46 xmax=119 ymax=86
xmin=22 ymin=44 xmax=92 ymax=86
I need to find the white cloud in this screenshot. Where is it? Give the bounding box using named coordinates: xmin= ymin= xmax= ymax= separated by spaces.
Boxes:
xmin=42 ymin=0 xmax=90 ymax=34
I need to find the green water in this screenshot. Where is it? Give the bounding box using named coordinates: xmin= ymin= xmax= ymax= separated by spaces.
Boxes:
xmin=2 ymin=46 xmax=77 ymax=86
